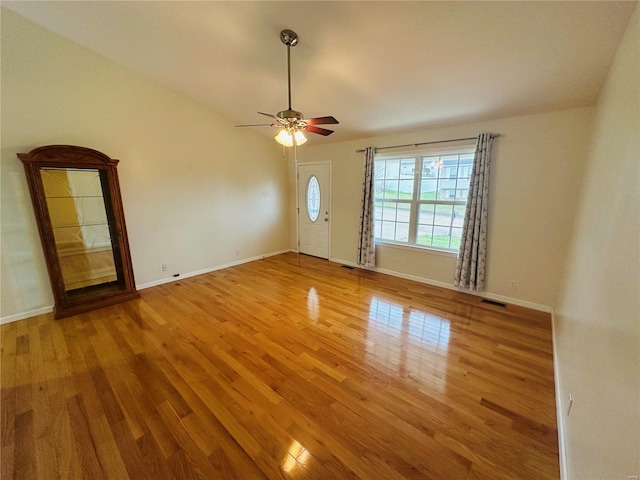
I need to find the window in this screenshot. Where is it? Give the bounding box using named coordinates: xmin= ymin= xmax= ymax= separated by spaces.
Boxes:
xmin=374 ymin=147 xmax=474 ymax=251
xmin=306 ymin=175 xmax=320 ymax=222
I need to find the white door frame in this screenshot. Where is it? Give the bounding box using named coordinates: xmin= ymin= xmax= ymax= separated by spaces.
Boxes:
xmin=296 ymin=161 xmax=331 ymax=259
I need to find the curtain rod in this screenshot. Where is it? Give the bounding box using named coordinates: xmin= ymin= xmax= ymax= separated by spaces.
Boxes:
xmin=355 ymin=134 xmax=500 ymax=153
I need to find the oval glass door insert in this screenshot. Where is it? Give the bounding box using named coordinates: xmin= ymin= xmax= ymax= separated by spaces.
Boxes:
xmin=306 ymin=175 xmax=320 ymax=222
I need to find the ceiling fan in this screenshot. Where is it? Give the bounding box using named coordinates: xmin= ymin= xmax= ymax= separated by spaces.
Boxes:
xmin=235 ymin=29 xmax=339 ymax=147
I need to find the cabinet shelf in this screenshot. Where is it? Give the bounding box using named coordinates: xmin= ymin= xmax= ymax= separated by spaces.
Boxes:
xmin=45 ymin=195 xmax=104 ymax=199
xmin=57 ymin=245 xmax=113 ymax=258
xmin=51 ymin=221 xmax=109 ymax=229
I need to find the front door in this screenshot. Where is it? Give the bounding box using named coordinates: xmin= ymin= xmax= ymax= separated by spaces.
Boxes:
xmin=297 ymin=163 xmax=330 ymax=259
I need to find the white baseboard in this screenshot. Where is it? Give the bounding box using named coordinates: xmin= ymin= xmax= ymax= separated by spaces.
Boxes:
xmin=329 ymin=257 xmax=552 ymax=313
xmin=2 ymin=250 xmax=550 ymax=321
xmin=1 ymin=305 xmax=53 ymax=325
xmin=1 ymin=250 xmax=293 ymax=324
xmin=136 ymin=249 xmax=292 ymax=290
xmin=550 ymin=308 xmax=568 ymax=480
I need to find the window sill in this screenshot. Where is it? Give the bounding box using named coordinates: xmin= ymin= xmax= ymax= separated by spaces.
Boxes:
xmin=375 ymin=241 xmax=458 ymax=258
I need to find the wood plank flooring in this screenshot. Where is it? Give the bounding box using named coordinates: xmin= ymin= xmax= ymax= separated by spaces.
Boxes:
xmin=1 ymin=252 xmax=560 ymax=479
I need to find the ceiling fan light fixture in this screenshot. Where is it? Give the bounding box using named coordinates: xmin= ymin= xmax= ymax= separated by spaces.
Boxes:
xmin=294 ymin=130 xmax=307 ymax=146
xmin=274 ymin=128 xmax=294 ymax=147
xmin=275 ymin=128 xmax=307 ymax=147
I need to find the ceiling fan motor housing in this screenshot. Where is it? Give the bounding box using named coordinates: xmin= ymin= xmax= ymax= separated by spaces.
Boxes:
xmin=277 ymin=109 xmax=303 ymax=122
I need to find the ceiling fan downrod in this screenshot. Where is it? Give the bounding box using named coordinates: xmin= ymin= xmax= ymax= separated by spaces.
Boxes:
xmin=280 ymin=29 xmax=298 ymax=116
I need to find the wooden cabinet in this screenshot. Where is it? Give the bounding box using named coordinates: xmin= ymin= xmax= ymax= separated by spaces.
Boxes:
xmin=19 ymin=145 xmax=139 ymax=319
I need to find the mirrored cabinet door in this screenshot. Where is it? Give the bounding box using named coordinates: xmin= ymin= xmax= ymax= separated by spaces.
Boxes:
xmin=42 ymin=168 xmax=119 ymax=291
xmin=19 ymin=146 xmax=139 ymax=319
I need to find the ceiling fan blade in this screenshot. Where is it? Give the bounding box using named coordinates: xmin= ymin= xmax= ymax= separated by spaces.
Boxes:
xmin=306 ymin=116 xmax=339 ymax=125
xmin=258 ymin=112 xmax=278 ymax=119
xmin=305 ymin=125 xmax=334 ymax=136
xmin=235 ymin=123 xmax=276 ymax=128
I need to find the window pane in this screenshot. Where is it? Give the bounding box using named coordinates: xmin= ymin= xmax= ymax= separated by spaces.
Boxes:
xmin=423 ymin=156 xmax=441 ymax=176
xmin=450 ymin=227 xmax=463 ymax=250
xmin=453 ymin=205 xmax=465 ymax=227
xmin=385 ymin=160 xmax=400 ymax=179
xmin=419 ymin=204 xmax=435 ymax=225
xmin=433 ymin=226 xmax=452 ymax=249
xmin=460 ymin=154 xmax=474 ymax=167
xmin=395 ymin=222 xmax=409 ymax=242
xmin=374 ymin=200 xmax=383 ymax=220
xmin=374 ymin=180 xmax=385 ymax=199
xmin=420 ymin=179 xmax=437 ymax=200
xmin=456 ymin=176 xmax=471 ymax=191
xmin=437 ymin=185 xmax=455 ymax=201
xmin=397 ymin=202 xmax=411 ymax=223
xmin=306 ymin=176 xmax=320 ymax=222
xmin=384 ymin=179 xmax=399 ymax=199
xmin=381 ymin=221 xmax=396 ymax=240
xmin=374 ymin=220 xmax=382 ymax=238
xmin=398 ymin=179 xmax=414 ymax=198
xmin=400 ymin=159 xmax=415 ymax=176
xmin=421 ymin=160 xmax=437 ymax=178
xmin=457 ymin=189 xmax=468 ymax=200
xmin=456 ymin=179 xmax=469 ymax=202
xmin=416 ymin=225 xmax=433 ymax=246
xmin=434 ymin=205 xmax=453 ymax=226
xmin=381 ymin=203 xmax=397 ymax=222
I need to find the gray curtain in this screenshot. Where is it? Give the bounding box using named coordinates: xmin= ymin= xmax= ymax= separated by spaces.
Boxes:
xmin=454 ymin=133 xmax=496 ymax=290
xmin=357 ymin=147 xmax=376 ymax=267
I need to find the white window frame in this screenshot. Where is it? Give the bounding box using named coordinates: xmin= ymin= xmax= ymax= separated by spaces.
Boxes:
xmin=374 ymin=144 xmax=476 ymax=253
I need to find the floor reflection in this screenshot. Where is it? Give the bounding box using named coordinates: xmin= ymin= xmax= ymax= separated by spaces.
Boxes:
xmin=367 ymin=297 xmax=450 ymax=390
xmin=282 ymin=439 xmax=311 ymax=473
xmin=307 ymin=287 xmax=319 ymax=323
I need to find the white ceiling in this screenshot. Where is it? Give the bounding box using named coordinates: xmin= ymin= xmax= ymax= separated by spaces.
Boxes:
xmin=4 ymin=1 xmax=637 ymax=144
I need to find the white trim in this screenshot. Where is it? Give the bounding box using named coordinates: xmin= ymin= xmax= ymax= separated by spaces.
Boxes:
xmin=294 ymin=152 xmax=300 ymax=255
xmin=1 ymin=305 xmax=54 ymax=325
xmin=329 ymin=257 xmax=552 ymax=313
xmin=551 ymin=308 xmax=568 ymax=480
xmin=136 ymin=249 xmax=291 ymax=290
xmin=3 ymin=249 xmax=550 ymax=319
xmin=374 ymin=142 xmax=476 ymax=158
xmin=1 ymin=249 xmax=296 ymax=324
xmin=376 ymin=241 xmax=458 ymax=258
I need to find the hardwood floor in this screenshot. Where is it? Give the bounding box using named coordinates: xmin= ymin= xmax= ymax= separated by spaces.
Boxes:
xmin=1 ymin=252 xmax=560 ymax=479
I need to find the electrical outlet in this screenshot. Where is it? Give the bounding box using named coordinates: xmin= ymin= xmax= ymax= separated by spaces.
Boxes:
xmin=509 ymin=280 xmax=518 ymax=290
xmin=161 ymin=264 xmax=167 ymax=272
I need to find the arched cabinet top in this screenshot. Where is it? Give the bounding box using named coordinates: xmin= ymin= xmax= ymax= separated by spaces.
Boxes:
xmin=18 ymin=145 xmax=120 ymax=168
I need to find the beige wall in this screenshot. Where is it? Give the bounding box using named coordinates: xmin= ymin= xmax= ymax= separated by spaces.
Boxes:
xmin=554 ymin=7 xmax=639 ymax=479
xmin=1 ymin=9 xmax=290 ymax=321
xmin=292 ymin=107 xmax=595 ymax=309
